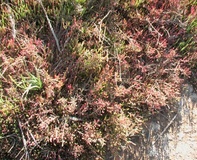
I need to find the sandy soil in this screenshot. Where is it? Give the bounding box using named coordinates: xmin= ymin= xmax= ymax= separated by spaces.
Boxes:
xmin=167 ymin=84 xmax=197 ymax=160
xmin=116 ymin=83 xmax=197 ymax=160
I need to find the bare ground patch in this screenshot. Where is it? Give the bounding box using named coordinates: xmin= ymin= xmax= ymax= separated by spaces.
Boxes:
xmin=116 ymin=84 xmax=197 ymax=160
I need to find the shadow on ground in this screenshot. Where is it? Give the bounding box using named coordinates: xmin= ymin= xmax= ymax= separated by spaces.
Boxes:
xmin=114 ymin=83 xmax=197 ymax=160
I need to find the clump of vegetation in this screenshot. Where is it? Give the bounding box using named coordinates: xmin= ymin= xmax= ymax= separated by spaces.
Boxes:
xmin=0 ymin=0 xmax=196 ymax=159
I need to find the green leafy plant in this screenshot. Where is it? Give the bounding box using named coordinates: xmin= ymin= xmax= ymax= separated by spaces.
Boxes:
xmin=135 ymin=0 xmax=146 ymax=7
xmin=9 ymin=73 xmax=42 ymax=98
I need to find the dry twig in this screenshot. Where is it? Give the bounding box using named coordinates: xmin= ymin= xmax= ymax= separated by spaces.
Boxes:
xmin=154 ymin=114 xmax=177 ymax=144
xmin=37 ymin=0 xmax=61 ymax=52
xmin=18 ymin=119 xmax=29 ymax=160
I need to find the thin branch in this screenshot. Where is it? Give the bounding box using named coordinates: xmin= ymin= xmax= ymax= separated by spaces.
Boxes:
xmin=1 ymin=3 xmax=16 ymax=39
xmin=18 ymin=119 xmax=29 ymax=160
xmin=87 ymin=143 xmax=104 ymax=160
xmin=0 ymin=134 xmax=16 ymax=153
xmin=146 ymin=18 xmax=162 ymax=37
xmin=37 ymin=0 xmax=61 ymax=52
xmin=15 ymin=147 xmax=24 ymax=159
xmin=154 ymin=114 xmax=177 ymax=144
xmin=27 ymin=128 xmax=42 ymax=150
xmin=98 ymin=10 xmax=112 ymax=43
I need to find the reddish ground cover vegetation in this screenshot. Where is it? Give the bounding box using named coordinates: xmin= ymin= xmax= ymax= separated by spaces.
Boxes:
xmin=0 ymin=0 xmax=196 ymax=159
